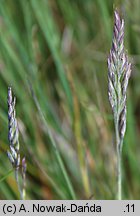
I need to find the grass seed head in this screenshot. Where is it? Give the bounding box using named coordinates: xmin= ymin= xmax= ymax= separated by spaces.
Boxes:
xmin=7 ymin=87 xmax=20 ymax=168
xmin=108 ymin=10 xmax=131 ymax=140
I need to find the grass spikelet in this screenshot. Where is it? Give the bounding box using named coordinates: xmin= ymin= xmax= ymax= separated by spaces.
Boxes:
xmin=7 ymin=87 xmax=26 ymax=200
xmin=108 ymin=10 xmax=131 ymax=200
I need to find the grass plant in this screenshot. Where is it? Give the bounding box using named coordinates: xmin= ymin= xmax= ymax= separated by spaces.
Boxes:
xmin=0 ymin=0 xmax=140 ymax=200
xmin=108 ymin=11 xmax=131 ymax=200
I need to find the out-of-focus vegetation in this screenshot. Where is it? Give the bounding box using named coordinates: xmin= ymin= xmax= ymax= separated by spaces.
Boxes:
xmin=0 ymin=0 xmax=140 ymax=199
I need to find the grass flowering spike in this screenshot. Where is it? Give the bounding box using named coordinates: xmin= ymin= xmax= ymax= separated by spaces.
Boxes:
xmin=7 ymin=87 xmax=20 ymax=169
xmin=7 ymin=87 xmax=27 ymax=200
xmin=108 ymin=10 xmax=131 ymax=199
xmin=108 ymin=10 xmax=131 ymax=144
xmin=7 ymin=87 xmax=24 ymax=199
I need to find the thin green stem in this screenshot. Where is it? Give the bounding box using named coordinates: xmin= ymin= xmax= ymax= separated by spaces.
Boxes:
xmin=15 ymin=169 xmax=23 ymax=200
xmin=0 ymin=169 xmax=13 ymax=183
xmin=117 ymin=145 xmax=122 ymax=200
xmin=24 ymin=143 xmax=66 ymax=199
xmin=22 ymin=176 xmax=26 ymax=200
xmin=114 ymin=116 xmax=123 ymax=200
xmin=29 ymin=82 xmax=76 ymax=199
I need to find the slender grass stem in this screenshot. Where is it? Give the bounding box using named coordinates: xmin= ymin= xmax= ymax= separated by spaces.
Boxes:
xmin=15 ymin=169 xmax=23 ymax=200
xmin=67 ymin=69 xmax=90 ymax=197
xmin=23 ymin=143 xmax=66 ymax=199
xmin=29 ymin=82 xmax=76 ymax=199
xmin=115 ymin=117 xmax=123 ymax=200
xmin=117 ymin=147 xmax=122 ymax=200
xmin=0 ymin=169 xmax=13 ymax=183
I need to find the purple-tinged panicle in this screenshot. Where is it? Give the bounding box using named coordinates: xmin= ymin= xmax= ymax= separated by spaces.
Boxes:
xmin=114 ymin=11 xmax=124 ymax=43
xmin=7 ymin=87 xmax=27 ymax=200
xmin=108 ymin=9 xmax=131 ymax=201
xmin=7 ymin=87 xmax=20 ymax=169
xmin=114 ymin=11 xmax=121 ymax=29
xmin=108 ymin=10 xmax=131 ymax=142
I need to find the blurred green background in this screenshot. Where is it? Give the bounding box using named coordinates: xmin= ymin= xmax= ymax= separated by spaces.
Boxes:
xmin=0 ymin=0 xmax=140 ymax=199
